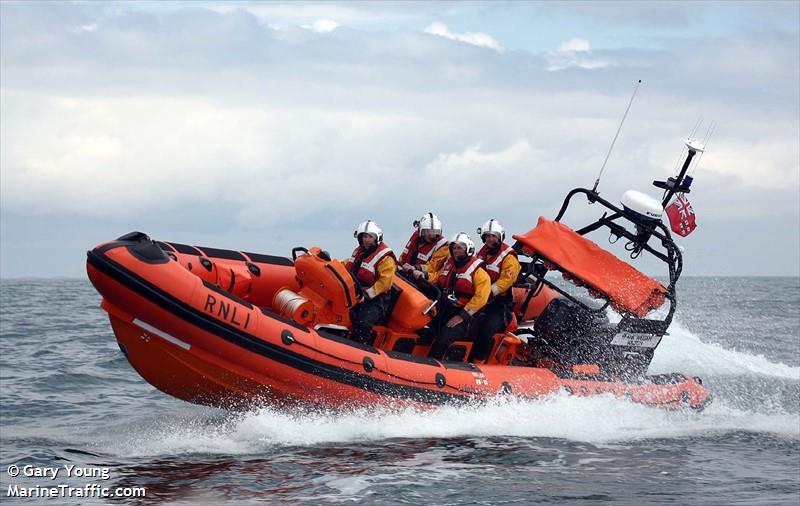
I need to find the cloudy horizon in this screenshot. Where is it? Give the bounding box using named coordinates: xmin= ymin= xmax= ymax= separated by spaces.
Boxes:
xmin=1 ymin=1 xmax=798 ymax=278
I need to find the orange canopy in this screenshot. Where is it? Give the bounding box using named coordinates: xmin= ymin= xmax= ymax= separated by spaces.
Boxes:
xmin=513 ymin=217 xmax=667 ymax=317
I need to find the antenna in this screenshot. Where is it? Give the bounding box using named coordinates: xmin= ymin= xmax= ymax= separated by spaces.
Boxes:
xmin=654 ymin=136 xmax=706 ymax=207
xmin=690 ymin=120 xmax=715 ymax=176
xmin=592 ymin=79 xmax=642 ymax=193
xmin=671 ymin=116 xmax=701 ymax=174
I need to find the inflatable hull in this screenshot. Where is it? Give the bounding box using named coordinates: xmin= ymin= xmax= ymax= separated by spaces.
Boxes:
xmin=86 ymin=235 xmax=711 ymax=411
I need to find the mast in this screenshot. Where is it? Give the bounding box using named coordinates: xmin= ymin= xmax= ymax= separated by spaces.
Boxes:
xmin=653 ymin=139 xmax=704 ymax=207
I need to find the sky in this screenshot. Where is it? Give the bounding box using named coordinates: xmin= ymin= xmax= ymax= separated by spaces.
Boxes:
xmin=1 ymin=1 xmax=798 ymax=278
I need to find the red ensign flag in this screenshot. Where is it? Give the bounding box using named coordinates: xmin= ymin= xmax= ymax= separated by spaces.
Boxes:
xmin=665 ymin=195 xmax=697 ymax=237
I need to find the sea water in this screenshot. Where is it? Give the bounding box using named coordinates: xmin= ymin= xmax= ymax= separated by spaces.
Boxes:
xmin=1 ymin=277 xmax=798 ymax=504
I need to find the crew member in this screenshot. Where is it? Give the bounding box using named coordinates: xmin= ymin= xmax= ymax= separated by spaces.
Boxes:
xmin=343 ymin=220 xmax=397 ymax=345
xmin=470 ymin=219 xmax=522 ymax=363
xmin=423 ymin=232 xmax=490 ymax=360
xmin=399 ymin=212 xmax=449 ymax=280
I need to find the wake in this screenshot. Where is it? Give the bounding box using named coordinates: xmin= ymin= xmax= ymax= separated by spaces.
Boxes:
xmin=97 ymin=318 xmax=798 ymax=457
xmin=650 ymin=319 xmax=799 ymax=380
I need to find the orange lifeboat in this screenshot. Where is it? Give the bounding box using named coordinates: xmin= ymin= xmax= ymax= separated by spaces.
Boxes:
xmin=86 ymin=230 xmax=711 ymax=411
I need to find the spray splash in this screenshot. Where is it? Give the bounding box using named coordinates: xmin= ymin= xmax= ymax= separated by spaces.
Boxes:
xmin=103 ymin=390 xmax=797 ymax=458
xmin=651 ymin=319 xmax=799 ymax=380
xmin=92 ymin=317 xmax=798 ymax=458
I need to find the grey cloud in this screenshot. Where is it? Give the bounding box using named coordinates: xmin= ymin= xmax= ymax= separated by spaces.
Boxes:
xmin=1 ymin=2 xmax=798 ymax=276
xmin=4 ymin=3 xmax=796 ymax=107
xmin=539 ymin=1 xmax=798 ymax=30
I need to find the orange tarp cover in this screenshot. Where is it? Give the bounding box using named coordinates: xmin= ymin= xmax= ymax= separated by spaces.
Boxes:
xmin=512 ymin=217 xmax=667 ymax=317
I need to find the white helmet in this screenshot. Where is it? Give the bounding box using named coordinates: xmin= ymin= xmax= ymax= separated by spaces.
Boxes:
xmin=449 ymin=232 xmax=475 ymax=256
xmin=414 ymin=212 xmax=442 ymax=235
xmin=354 ymin=220 xmax=383 ymax=244
xmin=477 ymin=218 xmax=505 ymax=242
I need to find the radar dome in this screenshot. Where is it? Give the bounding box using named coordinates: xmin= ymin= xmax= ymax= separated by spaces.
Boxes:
xmin=621 ymin=190 xmax=662 ymax=223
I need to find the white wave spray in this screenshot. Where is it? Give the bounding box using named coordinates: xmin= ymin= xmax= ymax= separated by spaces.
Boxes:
xmin=103 ymin=317 xmax=798 ymax=458
xmin=650 ymin=319 xmax=800 ymax=380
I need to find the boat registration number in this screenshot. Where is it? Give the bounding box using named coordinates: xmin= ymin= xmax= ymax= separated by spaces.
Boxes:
xmin=610 ymin=332 xmax=662 ymax=348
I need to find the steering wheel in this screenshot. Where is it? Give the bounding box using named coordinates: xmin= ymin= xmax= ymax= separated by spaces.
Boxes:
xmin=346 ymin=269 xmax=365 ymax=300
xmin=397 ymin=269 xmax=442 ymax=302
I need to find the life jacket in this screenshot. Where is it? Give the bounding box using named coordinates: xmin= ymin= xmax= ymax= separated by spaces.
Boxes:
xmin=399 ymin=230 xmax=448 ymax=266
xmin=437 ymin=256 xmax=483 ymax=306
xmin=348 ymin=243 xmax=395 ymax=288
xmin=476 ymin=242 xmax=517 ymax=283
